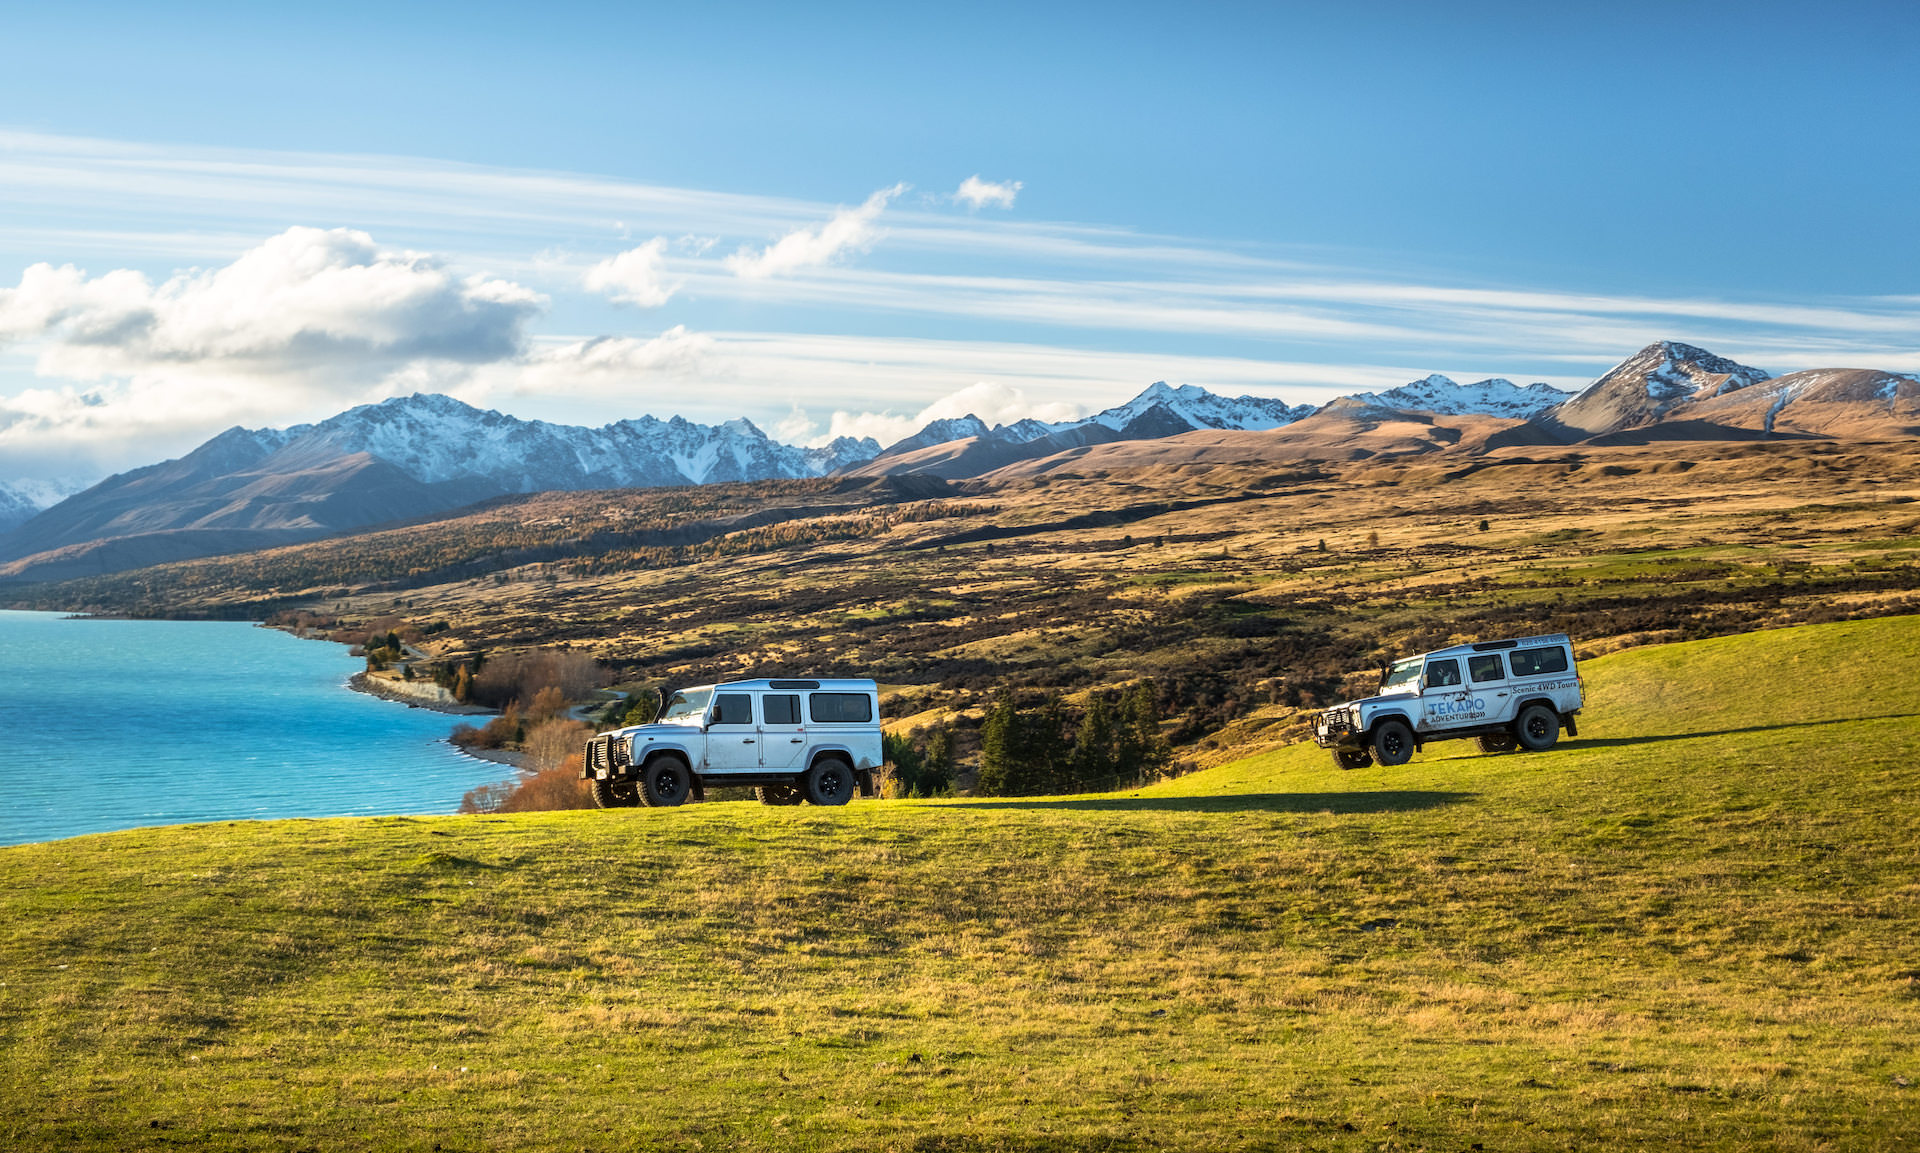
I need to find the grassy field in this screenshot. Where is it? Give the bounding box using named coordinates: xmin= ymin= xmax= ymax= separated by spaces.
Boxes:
xmin=3 ymin=616 xmax=1918 ymax=1151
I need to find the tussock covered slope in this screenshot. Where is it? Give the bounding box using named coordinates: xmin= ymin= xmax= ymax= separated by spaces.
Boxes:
xmin=1 ymin=617 xmax=1916 ymax=1151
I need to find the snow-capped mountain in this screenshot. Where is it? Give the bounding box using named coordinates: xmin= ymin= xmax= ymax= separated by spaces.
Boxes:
xmin=871 ymin=381 xmax=1316 ymax=465
xmin=0 ymin=478 xmax=93 ymax=535
xmin=0 ymin=395 xmax=883 ymax=580
xmin=1675 ymin=367 xmax=1920 ymax=438
xmin=246 ymin=393 xmax=880 ymax=490
xmin=1351 ymin=374 xmax=1574 ymax=419
xmin=1533 ymin=341 xmax=1774 ymax=440
xmin=1076 ymin=381 xmax=1313 ymax=434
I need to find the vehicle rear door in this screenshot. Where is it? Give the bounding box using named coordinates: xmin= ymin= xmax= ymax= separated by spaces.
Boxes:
xmin=1508 ymin=644 xmax=1578 ymax=709
xmin=758 ymin=692 xmax=807 ymax=769
xmin=1467 ymin=652 xmax=1515 ymax=722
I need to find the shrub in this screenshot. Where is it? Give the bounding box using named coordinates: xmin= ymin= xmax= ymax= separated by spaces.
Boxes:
xmin=450 ymin=704 xmax=523 ymax=750
xmin=459 ymin=752 xmax=593 ymax=813
xmin=523 ymin=718 xmax=593 ymax=773
xmin=526 ymin=685 xmax=569 ymax=723
xmin=469 ymin=649 xmax=601 ymax=711
xmin=492 ymin=755 xmax=593 ymax=812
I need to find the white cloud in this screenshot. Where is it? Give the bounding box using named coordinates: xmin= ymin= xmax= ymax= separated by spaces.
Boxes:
xmin=583 ymin=237 xmax=676 ymax=307
xmin=0 ymin=226 xmax=551 ymax=477
xmin=954 ymin=175 xmax=1021 ymax=210
xmin=724 ymin=184 xmax=907 ymax=279
xmin=0 ymin=226 xmax=545 ymax=380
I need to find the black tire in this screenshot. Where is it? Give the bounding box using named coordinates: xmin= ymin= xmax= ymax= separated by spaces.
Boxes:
xmin=1477 ymin=733 xmax=1519 ymax=754
xmin=1515 ymin=705 xmax=1560 ymax=752
xmin=1333 ymin=748 xmax=1373 ymax=771
xmin=1370 ymin=719 xmax=1415 ymax=767
xmin=590 ymin=777 xmax=639 ymax=808
xmin=804 ymin=757 xmax=855 ymax=806
xmin=640 ymin=755 xmax=692 ymax=807
xmin=755 ymin=783 xmax=804 ymax=806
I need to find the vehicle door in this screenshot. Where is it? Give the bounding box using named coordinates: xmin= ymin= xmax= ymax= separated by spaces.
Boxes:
xmin=1508 ymin=644 xmax=1577 ymax=709
xmin=702 ymin=691 xmax=760 ymax=774
xmin=757 ymin=692 xmax=807 ymax=769
xmin=1467 ymin=652 xmax=1515 ymax=723
xmin=1418 ymin=657 xmax=1487 ymax=731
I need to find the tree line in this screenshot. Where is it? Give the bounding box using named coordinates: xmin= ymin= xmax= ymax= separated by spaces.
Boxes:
xmin=976 ymin=681 xmax=1171 ymax=796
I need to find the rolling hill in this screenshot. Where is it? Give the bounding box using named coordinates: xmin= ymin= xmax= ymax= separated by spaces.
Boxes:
xmin=2 ymin=616 xmax=1915 ymax=1151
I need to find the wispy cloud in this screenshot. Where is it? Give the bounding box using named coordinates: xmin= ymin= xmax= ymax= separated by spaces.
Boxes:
xmin=723 ymin=184 xmax=907 ymax=279
xmin=954 ymin=175 xmax=1021 ymax=210
xmin=5 ymin=130 xmax=1920 ymax=480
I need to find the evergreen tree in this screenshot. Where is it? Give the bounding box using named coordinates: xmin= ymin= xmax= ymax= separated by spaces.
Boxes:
xmin=976 ymin=692 xmax=1019 ymax=796
xmin=919 ymin=725 xmax=955 ymax=797
xmin=883 ymin=731 xmax=924 ymax=797
xmin=1071 ymin=693 xmax=1120 ymax=789
xmin=1121 ymin=681 xmax=1171 ymax=778
xmin=1026 ymin=695 xmax=1073 ymax=795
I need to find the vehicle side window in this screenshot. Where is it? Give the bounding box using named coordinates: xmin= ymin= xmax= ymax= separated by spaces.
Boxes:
xmin=809 ymin=692 xmax=873 ymax=724
xmin=710 ymin=693 xmax=754 ymax=726
xmin=1425 ymin=658 xmax=1462 ymax=688
xmin=1510 ymin=647 xmax=1570 ymax=677
xmin=763 ymin=694 xmax=800 ymax=725
xmin=1468 ymin=654 xmax=1506 ymax=683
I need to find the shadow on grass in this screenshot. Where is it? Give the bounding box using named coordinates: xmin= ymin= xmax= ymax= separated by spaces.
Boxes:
xmin=1566 ymin=712 xmax=1920 ymax=749
xmin=958 ymin=790 xmax=1473 ymax=814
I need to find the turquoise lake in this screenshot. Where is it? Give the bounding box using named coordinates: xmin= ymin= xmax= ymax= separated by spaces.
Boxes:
xmin=0 ymin=610 xmax=514 ymax=846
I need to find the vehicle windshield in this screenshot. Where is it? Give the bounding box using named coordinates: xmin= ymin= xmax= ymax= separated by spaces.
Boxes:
xmin=658 ymin=687 xmax=713 ymax=724
xmin=1379 ymin=658 xmax=1423 ymax=694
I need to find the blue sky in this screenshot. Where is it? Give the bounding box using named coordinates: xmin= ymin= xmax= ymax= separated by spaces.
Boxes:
xmin=1 ymin=0 xmax=1915 ymax=481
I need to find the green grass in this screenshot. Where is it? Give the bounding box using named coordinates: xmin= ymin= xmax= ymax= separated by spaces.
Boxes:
xmin=5 ymin=617 xmax=1919 ymax=1151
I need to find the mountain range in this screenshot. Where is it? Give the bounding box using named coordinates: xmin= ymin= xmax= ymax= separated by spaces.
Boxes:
xmin=3 ymin=340 xmax=1915 ymax=582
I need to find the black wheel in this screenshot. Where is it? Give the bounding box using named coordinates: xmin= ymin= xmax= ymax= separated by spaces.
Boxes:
xmin=591 ymin=777 xmax=639 ymax=808
xmin=1370 ymin=719 xmax=1415 ymax=767
xmin=755 ymin=783 xmax=804 ymax=806
xmin=640 ymin=755 xmax=692 ymax=807
xmin=1477 ymin=733 xmax=1518 ymax=754
xmin=1333 ymin=748 xmax=1373 ymax=771
xmin=804 ymin=757 xmax=855 ymax=806
xmin=1515 ymin=705 xmax=1560 ymax=752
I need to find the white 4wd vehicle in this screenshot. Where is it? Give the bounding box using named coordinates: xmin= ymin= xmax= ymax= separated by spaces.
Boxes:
xmin=1313 ymin=634 xmax=1582 ymax=769
xmin=582 ymin=678 xmax=882 ymax=808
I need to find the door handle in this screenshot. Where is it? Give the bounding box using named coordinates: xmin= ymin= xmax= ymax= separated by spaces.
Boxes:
xmin=790 ymin=738 xmax=805 ymax=743
xmin=742 ymin=739 xmax=755 ymax=744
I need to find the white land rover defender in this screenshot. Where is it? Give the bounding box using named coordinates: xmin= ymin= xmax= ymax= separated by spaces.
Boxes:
xmin=581 ymin=678 xmax=882 ymax=808
xmin=1313 ymin=634 xmax=1582 ymax=769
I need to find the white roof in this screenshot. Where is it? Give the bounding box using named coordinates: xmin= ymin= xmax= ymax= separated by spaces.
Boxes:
xmin=688 ymin=677 xmax=877 ymax=692
xmin=1418 ymin=634 xmax=1573 ymax=662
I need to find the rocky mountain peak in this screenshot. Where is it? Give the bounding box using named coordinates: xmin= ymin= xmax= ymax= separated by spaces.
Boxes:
xmin=1533 ymin=341 xmax=1774 ymax=440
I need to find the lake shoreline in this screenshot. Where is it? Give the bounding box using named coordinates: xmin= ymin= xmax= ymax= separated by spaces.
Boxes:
xmin=345 ymin=670 xmax=496 ymax=716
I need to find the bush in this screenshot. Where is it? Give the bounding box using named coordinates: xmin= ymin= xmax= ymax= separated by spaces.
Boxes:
xmin=450 ymin=705 xmax=523 ymax=750
xmin=526 ymin=685 xmax=568 ymax=723
xmin=469 ymin=649 xmax=600 ymax=711
xmin=459 ymin=753 xmax=593 ymax=813
xmin=524 ymin=718 xmax=593 ymax=773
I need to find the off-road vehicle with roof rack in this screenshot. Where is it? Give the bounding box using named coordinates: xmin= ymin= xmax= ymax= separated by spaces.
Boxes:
xmin=1313 ymin=634 xmax=1582 ymax=769
xmin=581 ymin=678 xmax=882 ymax=808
